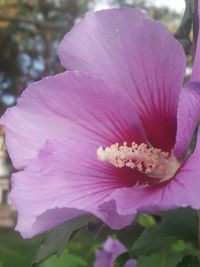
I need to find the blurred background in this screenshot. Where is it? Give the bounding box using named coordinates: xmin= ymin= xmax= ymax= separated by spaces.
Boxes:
xmin=0 ymin=0 xmax=185 ymax=266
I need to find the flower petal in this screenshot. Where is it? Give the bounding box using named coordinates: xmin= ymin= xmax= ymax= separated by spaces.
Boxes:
xmin=58 ymin=8 xmax=186 ymax=150
xmin=107 ymin=129 xmax=200 ymax=217
xmin=94 ymin=236 xmax=137 ymax=267
xmin=172 ymin=130 xmax=200 ymax=210
xmin=94 ymin=237 xmax=126 ymax=267
xmin=1 ymin=71 xmax=144 ymax=170
xmin=174 ymin=81 xmax=200 ymax=160
xmin=16 ymin=207 xmax=85 ymax=238
xmin=10 ymin=139 xmax=132 ymax=237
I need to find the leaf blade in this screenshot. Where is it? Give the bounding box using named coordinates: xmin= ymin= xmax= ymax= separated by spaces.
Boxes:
xmin=32 ymin=215 xmax=92 ymax=265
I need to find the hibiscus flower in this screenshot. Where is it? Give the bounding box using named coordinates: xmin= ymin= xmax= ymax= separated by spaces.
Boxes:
xmin=1 ymin=5 xmax=200 ymax=238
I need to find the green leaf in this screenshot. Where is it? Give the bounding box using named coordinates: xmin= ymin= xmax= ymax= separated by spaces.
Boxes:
xmin=37 ymin=250 xmax=87 ymax=267
xmin=171 ymin=240 xmax=198 ymax=257
xmin=132 ymin=208 xmax=198 ymax=257
xmin=159 ymin=208 xmax=198 ymax=238
xmin=132 ymin=224 xmax=179 ymax=256
xmin=87 ymin=220 xmax=104 ymax=238
xmin=32 ymin=215 xmax=92 ymax=265
xmin=177 ymin=256 xmax=200 ymax=267
xmin=171 ymin=240 xmax=186 ymax=253
xmin=113 ymin=252 xmax=130 ymax=267
xmin=137 ymin=251 xmax=184 ymax=267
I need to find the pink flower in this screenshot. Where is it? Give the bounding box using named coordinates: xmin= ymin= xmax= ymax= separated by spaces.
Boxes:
xmin=94 ymin=237 xmax=136 ymax=267
xmin=1 ymin=5 xmax=200 ymax=238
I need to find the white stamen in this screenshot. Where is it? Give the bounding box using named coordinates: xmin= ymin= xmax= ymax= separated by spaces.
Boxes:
xmin=97 ymin=142 xmax=181 ymax=182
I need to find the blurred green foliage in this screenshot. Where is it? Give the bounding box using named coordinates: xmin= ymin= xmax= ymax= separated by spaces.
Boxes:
xmin=0 ymin=229 xmax=41 ymax=267
xmin=37 ymin=250 xmax=87 ymax=267
xmin=0 ymin=220 xmax=144 ymax=267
